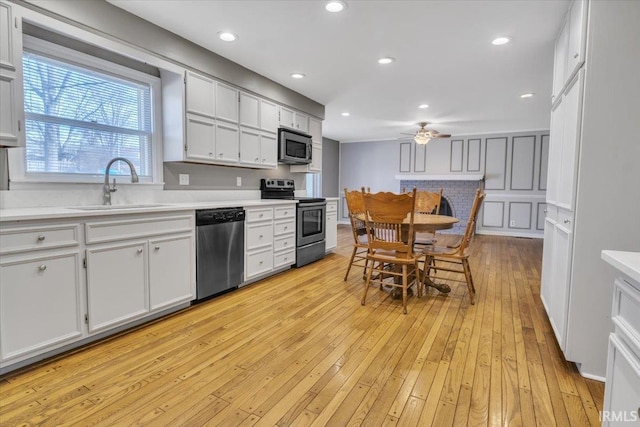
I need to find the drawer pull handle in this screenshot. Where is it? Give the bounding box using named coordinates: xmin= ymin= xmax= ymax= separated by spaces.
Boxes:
xmin=259 ymin=261 xmax=263 ymax=265
xmin=564 ymin=219 xmax=570 ymax=224
xmin=573 ymin=52 xmax=579 ymax=59
xmin=155 ymin=246 xmax=160 ymax=250
xmin=37 ymin=235 xmax=46 ymax=241
xmin=284 ymin=242 xmax=288 ymax=245
xmin=38 ymin=265 xmax=47 ymax=271
xmin=543 ymin=209 xmax=547 ymax=213
xmin=259 ymin=234 xmax=263 ymax=238
xmin=137 ymin=248 xmax=143 ymax=254
xmin=284 ymin=226 xmax=288 ymax=230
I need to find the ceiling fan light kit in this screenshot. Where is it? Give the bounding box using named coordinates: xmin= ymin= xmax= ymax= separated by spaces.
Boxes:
xmin=408 ymin=122 xmax=451 ymax=145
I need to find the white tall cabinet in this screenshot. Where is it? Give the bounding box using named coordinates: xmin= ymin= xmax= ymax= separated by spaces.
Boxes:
xmin=0 ymin=0 xmax=24 ymax=147
xmin=540 ymin=0 xmax=640 ymax=379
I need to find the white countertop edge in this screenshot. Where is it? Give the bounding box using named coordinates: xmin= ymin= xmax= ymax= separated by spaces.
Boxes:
xmin=602 ymin=250 xmax=640 ymax=284
xmin=0 ymin=199 xmax=299 ymax=222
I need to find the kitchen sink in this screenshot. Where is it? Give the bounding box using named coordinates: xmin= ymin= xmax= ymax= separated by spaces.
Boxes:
xmin=69 ymin=203 xmax=171 ymax=211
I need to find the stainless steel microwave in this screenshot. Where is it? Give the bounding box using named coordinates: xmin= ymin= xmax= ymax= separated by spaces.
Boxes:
xmin=278 ymin=128 xmax=312 ymax=164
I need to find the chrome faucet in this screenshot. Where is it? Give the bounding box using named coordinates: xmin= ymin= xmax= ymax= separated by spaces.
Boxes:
xmin=103 ymin=157 xmax=139 ymax=205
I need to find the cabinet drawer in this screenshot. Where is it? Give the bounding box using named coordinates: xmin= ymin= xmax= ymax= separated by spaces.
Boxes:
xmin=326 ymin=201 xmax=338 ymax=213
xmin=246 ymin=208 xmax=273 ymax=223
xmin=274 ymin=235 xmax=295 ymax=253
xmin=274 ymin=219 xmax=295 ymax=237
xmin=0 ymin=224 xmax=80 ymax=255
xmin=246 ymin=248 xmax=273 ymax=278
xmin=246 ymin=223 xmax=272 ymax=250
xmin=274 ymin=206 xmax=295 ymax=220
xmin=274 ymin=249 xmax=295 ymax=268
xmin=85 ymin=215 xmax=192 ymax=244
xmin=613 ymin=278 xmax=640 ymax=353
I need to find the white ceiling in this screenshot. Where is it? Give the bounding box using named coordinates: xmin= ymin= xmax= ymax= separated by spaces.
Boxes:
xmin=108 ymin=0 xmax=568 ymax=142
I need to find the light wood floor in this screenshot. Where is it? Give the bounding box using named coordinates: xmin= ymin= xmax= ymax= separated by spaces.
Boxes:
xmin=0 ymin=225 xmax=604 ymax=426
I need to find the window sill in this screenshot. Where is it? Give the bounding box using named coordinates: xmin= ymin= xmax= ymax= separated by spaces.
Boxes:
xmin=8 ymin=181 xmax=164 ymax=191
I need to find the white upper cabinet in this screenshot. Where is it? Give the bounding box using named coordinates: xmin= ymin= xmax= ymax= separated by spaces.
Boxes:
xmin=546 ymin=96 xmax=564 ymax=205
xmin=551 ymin=0 xmax=587 ymax=103
xmin=260 ymin=99 xmax=278 ymax=133
xmin=185 ymin=71 xmax=215 ymax=117
xmin=215 ymin=82 xmax=239 ymax=124
xmin=239 ymin=127 xmax=260 ymax=165
xmin=0 ymin=1 xmax=24 ymax=147
xmin=567 ymin=0 xmax=587 ymax=81
xmin=309 ymin=116 xmax=322 ymax=143
xmin=279 ymin=106 xmax=309 ymax=133
xmin=215 ymin=121 xmax=239 ymax=163
xmin=239 ymin=91 xmax=260 ymax=129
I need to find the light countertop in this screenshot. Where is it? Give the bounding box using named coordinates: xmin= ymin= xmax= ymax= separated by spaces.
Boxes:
xmin=0 ymin=199 xmax=298 ymax=222
xmin=602 ymin=250 xmax=640 ymax=284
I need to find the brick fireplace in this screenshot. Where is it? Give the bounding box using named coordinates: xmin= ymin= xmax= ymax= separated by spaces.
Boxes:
xmin=399 ymin=176 xmax=484 ymax=234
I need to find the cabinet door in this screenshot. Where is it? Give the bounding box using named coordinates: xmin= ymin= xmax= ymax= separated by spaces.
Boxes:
xmin=549 ymin=223 xmax=573 ymax=351
xmin=552 ymin=20 xmax=568 ymax=102
xmin=260 ymin=131 xmax=277 ymax=167
xmin=279 ymin=106 xmax=295 ymax=129
xmin=185 ymin=71 xmax=215 ymax=117
xmin=295 ymin=112 xmax=309 ymax=133
xmin=309 ymin=117 xmax=322 ymax=143
xmin=603 ymin=335 xmax=640 ymax=427
xmin=557 ymin=70 xmax=583 ymax=211
xmin=260 ymin=99 xmax=278 ymax=133
xmin=0 ymin=252 xmax=82 ymax=360
xmin=239 ymin=92 xmax=260 ymax=129
xmin=239 ymin=127 xmax=261 ymax=165
xmin=546 ymin=97 xmax=564 ymax=205
xmin=567 ymin=0 xmax=587 ymax=81
xmin=0 ymin=1 xmax=24 ymax=147
xmin=86 ymin=242 xmax=148 ymax=333
xmin=310 ymin=144 xmax=322 ymax=172
xmin=186 ymin=113 xmax=215 ymax=161
xmin=215 ymin=121 xmax=239 ymax=163
xmin=540 ymin=217 xmax=556 ymax=315
xmin=215 ymin=82 xmax=238 ymax=124
xmin=325 ymin=211 xmax=337 ymax=251
xmin=149 ymin=235 xmax=193 ymax=311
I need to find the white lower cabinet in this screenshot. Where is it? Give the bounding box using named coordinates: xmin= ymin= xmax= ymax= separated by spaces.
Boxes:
xmin=149 ymin=235 xmax=193 ymax=311
xmin=601 ymin=251 xmax=640 ymax=426
xmin=85 ymin=214 xmax=194 ymax=334
xmin=0 ymin=251 xmax=82 ymax=361
xmin=244 ymin=204 xmax=296 ymax=282
xmin=86 ymin=241 xmax=148 ymax=333
xmin=325 ymin=200 xmax=338 ymax=252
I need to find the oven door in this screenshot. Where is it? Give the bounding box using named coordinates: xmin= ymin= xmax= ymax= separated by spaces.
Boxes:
xmin=297 ymin=202 xmax=326 ymax=247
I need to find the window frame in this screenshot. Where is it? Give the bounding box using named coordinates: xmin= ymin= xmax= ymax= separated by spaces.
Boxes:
xmin=9 ymin=34 xmax=163 ymax=187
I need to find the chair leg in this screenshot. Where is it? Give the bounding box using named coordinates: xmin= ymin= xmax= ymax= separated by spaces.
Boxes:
xmin=362 ymin=257 xmax=369 ymax=280
xmin=344 ymin=246 xmax=358 ymax=281
xmin=361 ymin=258 xmax=374 ymax=306
xmin=415 ymin=261 xmax=422 ymax=298
xmin=402 ymin=264 xmax=408 ymax=314
xmin=462 ymin=258 xmax=475 ymax=305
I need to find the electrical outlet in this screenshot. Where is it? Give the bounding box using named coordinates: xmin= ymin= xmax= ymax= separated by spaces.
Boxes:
xmin=510 ymin=220 xmax=516 ymax=227
xmin=236 ymin=176 xmax=242 ymax=187
xmin=179 ymin=174 xmax=189 ymax=186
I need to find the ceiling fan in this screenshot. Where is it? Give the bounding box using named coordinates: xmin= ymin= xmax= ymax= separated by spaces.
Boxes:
xmin=401 ymin=122 xmax=452 ymax=145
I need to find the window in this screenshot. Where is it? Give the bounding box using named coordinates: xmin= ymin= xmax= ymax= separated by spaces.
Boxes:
xmin=14 ymin=36 xmax=161 ymax=184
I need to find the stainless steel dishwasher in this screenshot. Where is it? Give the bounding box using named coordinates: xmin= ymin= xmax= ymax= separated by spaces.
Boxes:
xmin=195 ymin=208 xmax=245 ymax=302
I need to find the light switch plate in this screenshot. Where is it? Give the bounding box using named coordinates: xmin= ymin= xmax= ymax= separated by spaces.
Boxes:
xmin=179 ymin=174 xmax=189 ymax=185
xmin=236 ymin=176 xmax=242 ymax=186
xmin=510 ymin=220 xmax=516 ymax=227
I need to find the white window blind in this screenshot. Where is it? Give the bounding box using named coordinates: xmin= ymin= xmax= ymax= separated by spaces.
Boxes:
xmin=22 ymin=50 xmax=153 ymax=178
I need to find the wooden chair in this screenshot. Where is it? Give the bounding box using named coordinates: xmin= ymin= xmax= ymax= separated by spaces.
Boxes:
xmin=343 ymin=188 xmax=370 ymax=281
xmin=361 ymin=188 xmax=424 ymax=314
xmin=421 ymin=188 xmax=486 ymax=304
xmin=413 ymin=189 xmax=443 ymax=247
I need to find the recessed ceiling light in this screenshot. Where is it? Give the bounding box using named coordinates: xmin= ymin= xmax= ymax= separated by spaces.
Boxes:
xmin=325 ymin=1 xmax=347 ymax=12
xmin=218 ymin=32 xmax=238 ymax=42
xmin=378 ymin=57 xmax=395 ymax=65
xmin=418 ymin=104 xmax=429 ymax=109
xmin=341 ymin=112 xmax=350 ymax=117
xmin=520 ymin=93 xmax=535 ymax=98
xmin=491 ymin=37 xmax=510 ymax=46
xmin=291 ymin=73 xmax=305 ymax=79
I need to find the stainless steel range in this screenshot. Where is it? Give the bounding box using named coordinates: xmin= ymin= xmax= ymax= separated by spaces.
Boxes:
xmin=260 ymin=179 xmax=326 ymax=267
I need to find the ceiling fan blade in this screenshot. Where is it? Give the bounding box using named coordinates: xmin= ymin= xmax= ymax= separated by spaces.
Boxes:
xmin=433 ymin=134 xmax=452 ymax=138
xmin=399 ymin=132 xmax=415 ymax=135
